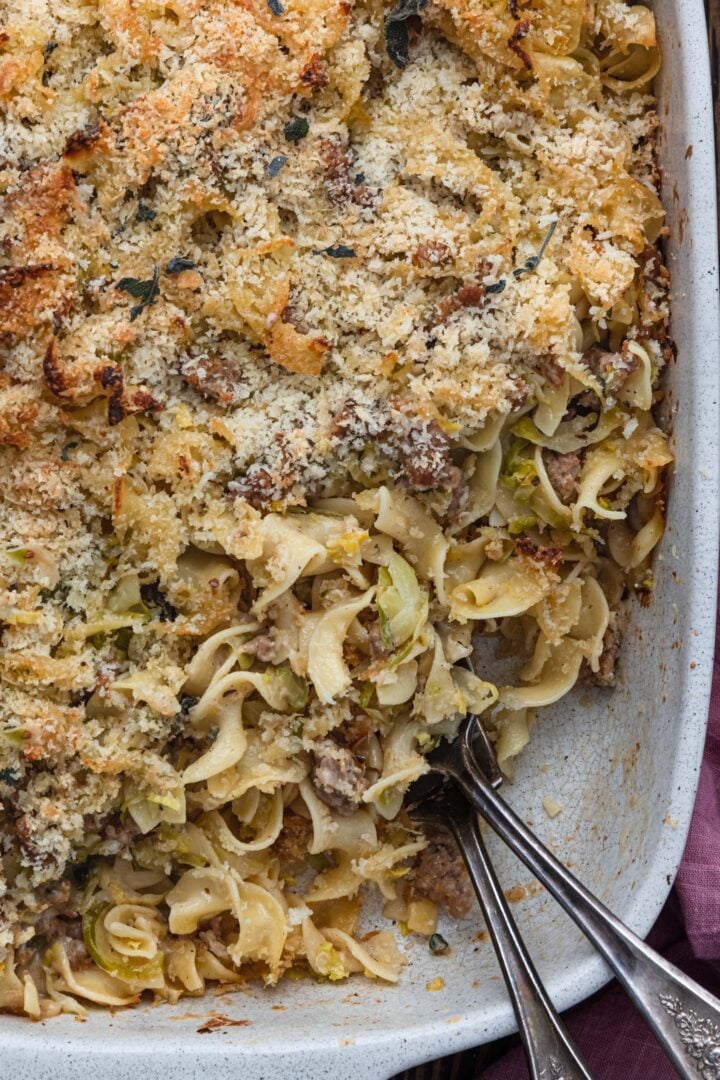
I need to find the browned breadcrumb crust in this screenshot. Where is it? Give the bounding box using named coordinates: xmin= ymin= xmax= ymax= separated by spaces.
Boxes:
xmin=0 ymin=0 xmax=670 ymax=1002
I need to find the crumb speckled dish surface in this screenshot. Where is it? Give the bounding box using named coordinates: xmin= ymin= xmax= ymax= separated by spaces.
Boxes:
xmin=6 ymin=1 xmax=719 ymax=1076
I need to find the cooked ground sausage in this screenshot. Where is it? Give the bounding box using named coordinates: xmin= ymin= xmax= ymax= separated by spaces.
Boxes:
xmin=300 ymin=54 xmax=329 ymax=90
xmin=310 ymin=738 xmax=368 ymax=815
xmin=274 ymin=812 xmax=314 ymax=862
xmin=411 ymin=837 xmax=473 ymax=918
xmin=228 ymin=467 xmax=280 ymax=507
xmin=396 ymin=420 xmax=462 ymax=493
xmin=412 ymin=241 xmax=452 ymax=269
xmin=243 ymin=633 xmax=277 ymax=663
xmin=528 ymin=352 xmax=566 ymax=388
xmin=584 ymin=344 xmax=639 ymax=390
xmin=228 ymin=438 xmax=298 ymax=508
xmin=543 ymin=449 xmax=582 ymax=504
xmin=581 ymin=624 xmax=621 ymax=687
xmin=181 ymin=354 xmax=246 ymax=405
xmin=427 ymin=284 xmax=485 ymax=330
xmin=317 ymin=137 xmax=373 ymax=207
xmin=514 ymin=535 xmax=564 ymax=570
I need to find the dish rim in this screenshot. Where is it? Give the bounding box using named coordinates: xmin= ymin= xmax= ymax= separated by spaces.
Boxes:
xmin=3 ymin=1 xmax=719 ymax=1076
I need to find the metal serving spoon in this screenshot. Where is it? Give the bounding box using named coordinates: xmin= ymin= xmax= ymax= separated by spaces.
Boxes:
xmin=411 ymin=709 xmax=720 ymax=1080
xmin=409 ymin=779 xmax=593 ymax=1080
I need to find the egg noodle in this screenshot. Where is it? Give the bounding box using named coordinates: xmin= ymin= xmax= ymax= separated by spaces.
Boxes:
xmin=0 ymin=0 xmax=671 ymax=1017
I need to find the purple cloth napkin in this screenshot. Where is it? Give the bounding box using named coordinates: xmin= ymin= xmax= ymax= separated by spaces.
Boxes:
xmin=483 ymin=617 xmax=720 ymax=1078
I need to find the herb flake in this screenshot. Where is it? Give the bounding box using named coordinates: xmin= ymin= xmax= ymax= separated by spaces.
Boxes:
xmin=267 ymin=154 xmax=288 ymax=177
xmin=481 ymin=220 xmax=558 ymax=299
xmin=165 ymin=256 xmax=197 ymax=275
xmin=312 ymin=244 xmax=357 ymax=259
xmin=485 ymin=279 xmax=507 ymax=295
xmin=116 ymin=267 xmax=160 ymax=321
xmin=284 ymin=116 xmax=309 ymax=144
xmin=267 ymin=0 xmax=285 ymax=14
xmin=140 ymin=582 xmax=178 ymax=623
xmin=384 ymin=0 xmax=428 ymax=69
xmin=512 ymin=219 xmax=558 ymax=278
xmin=179 ymin=694 xmax=198 ymax=716
xmin=429 ymin=933 xmax=449 ymax=955
xmin=136 ymin=201 xmax=157 ymax=222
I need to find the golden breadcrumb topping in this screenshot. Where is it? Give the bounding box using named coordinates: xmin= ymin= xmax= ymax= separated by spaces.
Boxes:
xmin=0 ymin=0 xmax=671 ymax=1017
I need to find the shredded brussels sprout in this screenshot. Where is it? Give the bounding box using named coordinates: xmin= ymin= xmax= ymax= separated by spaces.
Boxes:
xmin=266 ymin=662 xmax=309 ymax=712
xmin=82 ymin=902 xmax=164 ymax=985
xmin=314 ymin=941 xmax=349 ymax=981
xmin=377 ymin=554 xmax=428 ymax=650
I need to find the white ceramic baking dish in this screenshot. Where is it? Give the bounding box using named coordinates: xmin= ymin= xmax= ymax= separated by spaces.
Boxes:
xmin=6 ymin=1 xmax=719 ymax=1076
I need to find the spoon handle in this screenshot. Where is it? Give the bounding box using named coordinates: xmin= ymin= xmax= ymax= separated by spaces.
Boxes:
xmin=449 ymin=804 xmax=593 ymax=1080
xmin=449 ymin=721 xmax=720 ymax=1080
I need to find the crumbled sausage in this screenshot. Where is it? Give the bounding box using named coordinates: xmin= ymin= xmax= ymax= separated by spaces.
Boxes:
xmin=181 ymin=354 xmax=246 ymax=405
xmin=228 ymin=436 xmax=298 ymax=508
xmin=274 ymin=812 xmax=313 ymax=862
xmin=515 ymin=536 xmax=564 ymax=570
xmin=638 ymin=243 xmax=670 ymax=312
xmin=331 ymin=398 xmax=363 ymax=440
xmin=82 ymin=814 xmax=141 ymax=854
xmin=280 ymin=303 xmax=308 ymax=334
xmin=528 ymin=352 xmax=566 ymax=388
xmin=410 ymin=837 xmax=473 ymax=918
xmin=412 ymin=241 xmax=452 ymax=269
xmin=18 ymin=914 xmax=86 ymax=977
xmin=244 ymin=633 xmax=277 ymax=663
xmin=584 ymin=344 xmax=639 ymax=390
xmin=330 ymin=398 xmax=387 ymax=449
xmin=427 ymin=284 xmax=485 ymax=330
xmin=229 ymin=466 xmax=290 ymax=508
xmin=317 ymin=137 xmax=373 ymax=207
xmin=330 ymin=403 xmax=460 ymax=493
xmin=581 ymin=624 xmax=621 ymax=687
xmin=543 ymin=450 xmax=582 ymax=504
xmin=300 ymin=54 xmax=329 ymax=90
xmin=33 ymin=909 xmax=83 ymax=948
xmin=310 ymin=738 xmax=368 ymax=815
xmin=396 ymin=420 xmax=461 ymax=493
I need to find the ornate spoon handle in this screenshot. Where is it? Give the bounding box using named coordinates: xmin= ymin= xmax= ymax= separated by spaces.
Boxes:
xmin=445 ymin=722 xmax=720 ymax=1080
xmin=447 ymin=797 xmax=593 ymax=1080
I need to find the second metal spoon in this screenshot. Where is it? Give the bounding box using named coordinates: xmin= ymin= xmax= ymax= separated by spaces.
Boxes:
xmin=411 ymin=782 xmax=593 ymax=1080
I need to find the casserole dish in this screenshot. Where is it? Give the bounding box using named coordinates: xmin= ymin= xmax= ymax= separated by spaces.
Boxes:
xmin=5 ymin=0 xmax=719 ymax=1075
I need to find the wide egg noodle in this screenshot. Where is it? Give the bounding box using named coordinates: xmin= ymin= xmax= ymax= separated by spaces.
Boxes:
xmin=0 ymin=0 xmax=672 ymax=1017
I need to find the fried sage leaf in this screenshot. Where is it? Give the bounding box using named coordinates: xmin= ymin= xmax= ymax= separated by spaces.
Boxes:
xmin=384 ymin=0 xmax=428 ymax=69
xmin=165 ymin=257 xmax=198 ymax=275
xmin=116 ymin=267 xmax=160 ymax=321
xmin=312 ymin=244 xmax=357 ymax=259
xmin=284 ymin=116 xmax=310 ymax=143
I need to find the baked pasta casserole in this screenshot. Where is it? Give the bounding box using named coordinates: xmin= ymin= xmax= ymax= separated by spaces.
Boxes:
xmin=0 ymin=0 xmax=672 ymax=1017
